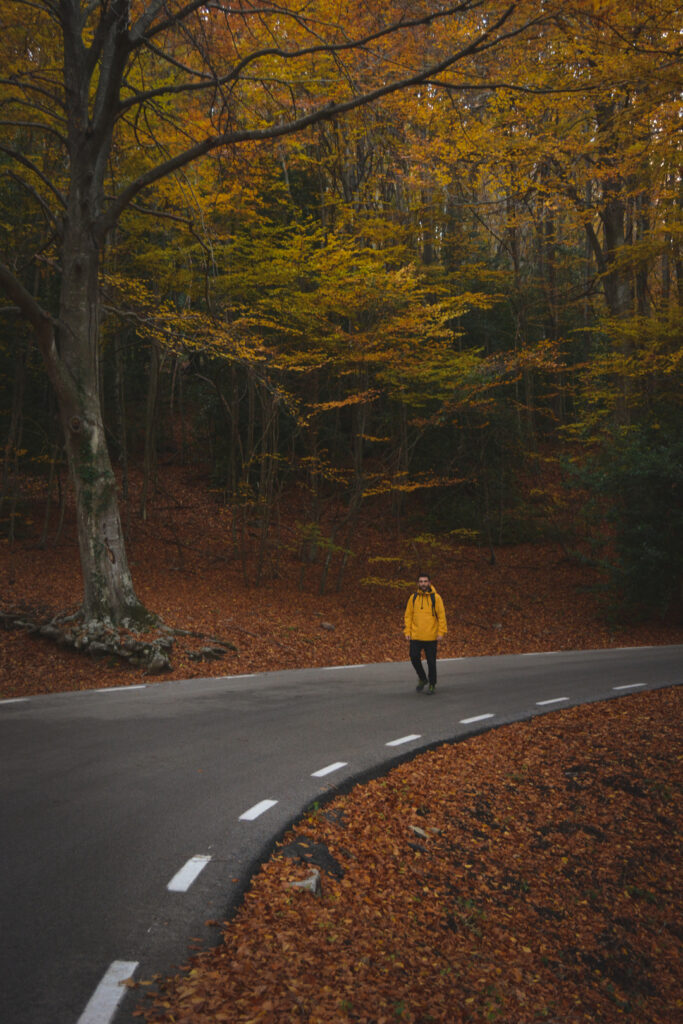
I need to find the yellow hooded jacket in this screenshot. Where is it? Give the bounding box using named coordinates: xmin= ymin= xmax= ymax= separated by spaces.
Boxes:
xmin=404 ymin=586 xmax=447 ymax=642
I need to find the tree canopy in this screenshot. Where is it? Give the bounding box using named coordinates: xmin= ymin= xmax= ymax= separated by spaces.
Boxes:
xmin=1 ymin=0 xmax=681 ymax=624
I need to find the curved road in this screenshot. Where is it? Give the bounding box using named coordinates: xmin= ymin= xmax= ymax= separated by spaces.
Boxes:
xmin=1 ymin=645 xmax=681 ymax=1024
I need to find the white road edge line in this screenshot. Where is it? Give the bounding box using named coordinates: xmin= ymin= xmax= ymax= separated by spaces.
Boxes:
xmin=97 ymin=685 xmax=146 ymax=694
xmin=312 ymin=762 xmax=348 ymax=778
xmin=0 ymin=698 xmax=29 ymax=705
xmin=386 ymin=734 xmax=421 ymax=747
xmin=536 ymin=697 xmax=569 ymax=706
xmin=76 ymin=960 xmax=138 ymax=1024
xmin=323 ymin=664 xmax=366 ymax=671
xmin=613 ymin=683 xmax=647 ymax=691
xmin=460 ymin=714 xmax=495 ymax=725
xmin=167 ymin=855 xmax=212 ymax=892
xmin=239 ymin=799 xmax=278 ymax=821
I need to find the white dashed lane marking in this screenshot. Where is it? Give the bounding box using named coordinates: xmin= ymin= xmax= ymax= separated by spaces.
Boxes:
xmin=459 ymin=714 xmax=495 ymax=725
xmin=613 ymin=683 xmax=647 ymax=691
xmin=167 ymin=855 xmax=212 ymax=892
xmin=536 ymin=697 xmax=569 ymax=706
xmin=239 ymin=799 xmax=278 ymax=821
xmin=76 ymin=960 xmax=138 ymax=1024
xmin=311 ymin=762 xmax=348 ymax=778
xmin=386 ymin=734 xmax=421 ymax=747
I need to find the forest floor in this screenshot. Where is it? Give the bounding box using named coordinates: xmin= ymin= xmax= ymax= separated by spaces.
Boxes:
xmin=1 ymin=467 xmax=681 ymax=1023
xmin=1 ymin=466 xmax=681 ymax=699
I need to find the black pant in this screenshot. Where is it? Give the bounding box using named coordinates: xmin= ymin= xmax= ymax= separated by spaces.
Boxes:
xmin=409 ymin=639 xmax=437 ymax=686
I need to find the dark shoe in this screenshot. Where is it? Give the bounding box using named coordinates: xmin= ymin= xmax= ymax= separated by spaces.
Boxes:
xmin=427 ymin=684 xmax=436 ymax=695
xmin=416 ymin=679 xmax=427 ymax=692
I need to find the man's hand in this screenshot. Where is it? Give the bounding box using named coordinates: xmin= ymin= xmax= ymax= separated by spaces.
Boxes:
xmin=404 ymin=633 xmax=410 ymax=640
xmin=437 ymin=634 xmax=444 ymax=641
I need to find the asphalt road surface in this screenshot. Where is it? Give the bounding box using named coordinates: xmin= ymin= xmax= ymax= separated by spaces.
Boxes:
xmin=1 ymin=645 xmax=681 ymax=1024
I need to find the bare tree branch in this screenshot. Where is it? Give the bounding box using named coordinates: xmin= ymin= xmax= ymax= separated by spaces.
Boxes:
xmin=0 ymin=76 xmax=67 ymax=114
xmin=0 ymin=145 xmax=67 ymax=209
xmin=0 ymin=119 xmax=67 ymax=145
xmin=103 ymin=4 xmax=529 ymax=232
xmin=121 ymin=0 xmax=489 ymax=109
xmin=0 ymin=261 xmax=53 ymax=336
xmin=7 ymin=170 xmax=61 ymax=234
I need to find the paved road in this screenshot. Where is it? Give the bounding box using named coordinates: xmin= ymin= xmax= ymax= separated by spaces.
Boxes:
xmin=1 ymin=645 xmax=681 ymax=1024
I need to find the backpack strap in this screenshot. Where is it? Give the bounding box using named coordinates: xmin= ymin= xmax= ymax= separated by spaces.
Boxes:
xmin=412 ymin=591 xmax=437 ymax=616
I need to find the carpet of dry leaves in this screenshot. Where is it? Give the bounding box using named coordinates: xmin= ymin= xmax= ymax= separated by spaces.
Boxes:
xmin=1 ymin=467 xmax=681 ymax=700
xmin=1 ymin=469 xmax=681 ymax=1024
xmin=139 ymin=687 xmax=681 ymax=1024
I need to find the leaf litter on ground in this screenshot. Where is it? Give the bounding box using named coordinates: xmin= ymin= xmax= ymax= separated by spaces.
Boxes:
xmin=1 ymin=467 xmax=681 ymax=700
xmin=139 ymin=686 xmax=681 ymax=1024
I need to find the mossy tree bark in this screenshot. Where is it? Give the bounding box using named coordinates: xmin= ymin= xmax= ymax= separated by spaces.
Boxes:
xmin=55 ymin=49 xmax=152 ymax=624
xmin=58 ymin=237 xmax=150 ymax=626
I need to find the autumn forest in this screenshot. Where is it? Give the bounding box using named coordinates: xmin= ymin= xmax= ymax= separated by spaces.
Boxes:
xmin=1 ymin=0 xmax=682 ymax=644
xmin=2 ymin=8 xmax=682 ymax=1022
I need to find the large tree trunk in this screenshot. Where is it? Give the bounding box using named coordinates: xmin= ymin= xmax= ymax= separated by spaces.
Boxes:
xmin=63 ymin=394 xmax=147 ymax=625
xmin=53 ymin=207 xmax=151 ymax=625
xmin=44 ymin=1 xmax=154 ymax=626
xmin=0 ymin=243 xmax=150 ymax=625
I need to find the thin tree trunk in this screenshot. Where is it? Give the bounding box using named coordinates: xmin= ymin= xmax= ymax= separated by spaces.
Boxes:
xmin=0 ymin=340 xmax=26 ymax=517
xmin=140 ymin=342 xmax=160 ymax=521
xmin=318 ymin=522 xmax=339 ymax=596
xmin=178 ymin=360 xmax=187 ymax=464
xmin=255 ymin=387 xmax=280 ymax=585
xmin=54 ymin=462 xmax=67 ymax=546
xmin=635 ymin=191 xmax=650 ymax=316
xmin=39 ymin=445 xmax=60 ymax=548
xmin=230 ymin=363 xmax=240 ymax=498
xmin=113 ymin=336 xmax=128 ymax=502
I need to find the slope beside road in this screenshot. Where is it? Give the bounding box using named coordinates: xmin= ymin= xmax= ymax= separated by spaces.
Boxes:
xmin=141 ymin=683 xmax=682 ymax=1024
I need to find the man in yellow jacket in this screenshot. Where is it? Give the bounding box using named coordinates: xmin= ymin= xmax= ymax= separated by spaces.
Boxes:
xmin=404 ymin=573 xmax=447 ymax=694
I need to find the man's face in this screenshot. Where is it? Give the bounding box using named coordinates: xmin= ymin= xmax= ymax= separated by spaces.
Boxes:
xmin=418 ymin=576 xmax=430 ymax=591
